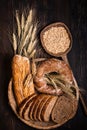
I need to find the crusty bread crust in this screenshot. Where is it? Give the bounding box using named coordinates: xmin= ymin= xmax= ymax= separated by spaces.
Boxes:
xmin=12 ymin=55 xmax=35 ymax=105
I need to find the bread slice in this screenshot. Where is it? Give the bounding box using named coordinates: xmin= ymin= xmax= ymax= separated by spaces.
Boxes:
xmin=31 ymin=94 xmax=51 ymax=121
xmin=12 ymin=55 xmax=35 ymax=105
xmin=36 ymin=95 xmax=51 ymax=121
xmin=22 ymin=94 xmax=38 ymax=120
xmin=51 ymin=95 xmax=78 ymax=124
xmin=29 ymin=94 xmax=46 ymax=120
xmin=18 ymin=94 xmax=37 ymax=118
xmin=41 ymin=95 xmax=58 ymax=122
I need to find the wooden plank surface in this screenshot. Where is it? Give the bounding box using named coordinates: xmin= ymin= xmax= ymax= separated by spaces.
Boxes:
xmin=0 ymin=0 xmax=87 ymax=130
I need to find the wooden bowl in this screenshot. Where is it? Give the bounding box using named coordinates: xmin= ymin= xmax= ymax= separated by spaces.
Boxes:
xmin=40 ymin=22 xmax=72 ymax=57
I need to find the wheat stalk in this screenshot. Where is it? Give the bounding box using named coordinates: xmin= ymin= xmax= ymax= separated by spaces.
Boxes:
xmin=45 ymin=74 xmax=58 ymax=92
xmin=18 ymin=24 xmax=33 ymax=54
xmin=31 ymin=59 xmax=37 ymax=76
xmin=12 ymin=8 xmax=38 ymax=59
xmin=27 ymin=24 xmax=37 ymax=53
xmin=27 ymin=39 xmax=37 ymax=54
xmin=45 ymin=73 xmax=76 ymax=97
xmin=55 ymin=79 xmax=75 ymax=97
xmin=23 ymin=48 xmax=28 ymax=57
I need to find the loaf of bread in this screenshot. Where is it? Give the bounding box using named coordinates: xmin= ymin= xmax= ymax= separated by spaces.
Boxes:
xmin=12 ymin=55 xmax=35 ymax=105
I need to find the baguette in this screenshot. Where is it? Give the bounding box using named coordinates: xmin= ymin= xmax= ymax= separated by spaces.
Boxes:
xmin=12 ymin=55 xmax=35 ymax=105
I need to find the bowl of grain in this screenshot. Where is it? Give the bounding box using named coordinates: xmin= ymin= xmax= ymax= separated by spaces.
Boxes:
xmin=40 ymin=22 xmax=72 ymax=57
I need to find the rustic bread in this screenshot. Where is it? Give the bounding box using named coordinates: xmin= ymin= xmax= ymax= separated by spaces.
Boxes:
xmin=51 ymin=95 xmax=78 ymax=124
xmin=12 ymin=55 xmax=35 ymax=105
xmin=41 ymin=95 xmax=58 ymax=122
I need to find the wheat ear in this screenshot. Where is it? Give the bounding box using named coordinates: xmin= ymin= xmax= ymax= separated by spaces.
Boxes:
xmin=27 ymin=24 xmax=37 ymax=53
xmin=18 ymin=25 xmax=33 ymax=54
xmin=23 ymin=9 xmax=33 ymax=38
xmin=13 ymin=33 xmax=17 ymax=54
xmin=16 ymin=10 xmax=21 ymax=38
xmin=21 ymin=12 xmax=25 ymax=31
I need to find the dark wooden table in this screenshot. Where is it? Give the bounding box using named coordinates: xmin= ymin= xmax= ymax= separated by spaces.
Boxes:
xmin=0 ymin=0 xmax=87 ymax=130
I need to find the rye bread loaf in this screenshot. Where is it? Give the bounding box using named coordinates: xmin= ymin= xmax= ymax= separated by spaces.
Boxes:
xmin=41 ymin=96 xmax=58 ymax=122
xmin=51 ymin=95 xmax=78 ymax=124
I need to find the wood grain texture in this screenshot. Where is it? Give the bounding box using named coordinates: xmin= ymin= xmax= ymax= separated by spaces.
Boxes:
xmin=0 ymin=0 xmax=87 ymax=130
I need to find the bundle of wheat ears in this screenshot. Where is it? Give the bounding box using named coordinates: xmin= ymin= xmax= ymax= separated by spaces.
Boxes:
xmin=8 ymin=8 xmax=79 ymax=129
